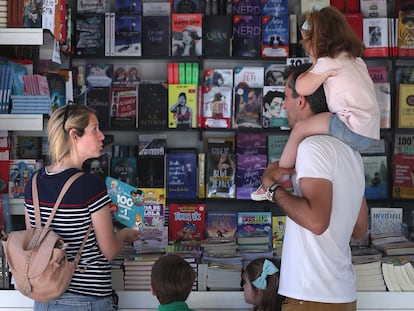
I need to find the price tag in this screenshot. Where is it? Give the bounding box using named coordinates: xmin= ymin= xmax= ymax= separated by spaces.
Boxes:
xmin=286 ymin=57 xmax=312 ymax=66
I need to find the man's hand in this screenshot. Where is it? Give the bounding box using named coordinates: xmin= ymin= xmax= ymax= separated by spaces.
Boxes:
xmin=261 ymin=161 xmax=295 ymax=190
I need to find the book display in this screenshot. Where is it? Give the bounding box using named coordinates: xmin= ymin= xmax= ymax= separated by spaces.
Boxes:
xmin=2 ymin=0 xmax=414 ymax=308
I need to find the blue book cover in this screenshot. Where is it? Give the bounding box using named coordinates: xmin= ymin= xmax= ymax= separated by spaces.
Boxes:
xmin=261 ymin=15 xmax=289 ymax=57
xmin=232 ymin=15 xmax=261 ymax=57
xmin=232 ymin=0 xmax=261 ymax=15
xmin=236 ymin=154 xmax=267 ymax=200
xmin=105 ymin=176 xmax=145 ymax=229
xmin=237 ymin=211 xmax=272 ymax=239
xmin=114 ymin=13 xmax=142 ymax=56
xmin=142 ymin=15 xmax=171 ymax=56
xmin=116 ymin=0 xmax=142 ymax=13
xmin=261 ymin=0 xmax=288 ymax=16
xmin=363 ymin=155 xmax=389 ymax=199
xmin=167 ymin=150 xmax=198 ymax=199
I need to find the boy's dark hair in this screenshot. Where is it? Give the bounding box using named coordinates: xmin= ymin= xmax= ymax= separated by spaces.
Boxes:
xmin=151 ymin=254 xmax=195 ymax=305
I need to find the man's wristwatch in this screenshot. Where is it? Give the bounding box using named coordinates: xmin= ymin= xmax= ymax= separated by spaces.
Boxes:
xmin=265 ymin=183 xmax=281 ymax=203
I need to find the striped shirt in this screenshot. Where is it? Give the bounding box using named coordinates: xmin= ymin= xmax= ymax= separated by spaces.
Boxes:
xmin=24 ymin=167 xmax=113 ymax=297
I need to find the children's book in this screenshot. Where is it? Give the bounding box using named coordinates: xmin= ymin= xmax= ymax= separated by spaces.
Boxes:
xmin=237 ymin=211 xmax=272 ymax=243
xmin=166 ymin=149 xmax=198 ymax=199
xmin=201 ymin=86 xmax=232 ymax=128
xmin=205 ymin=137 xmax=236 ymax=198
xmin=168 ymin=84 xmax=198 ymax=129
xmin=205 ymin=211 xmax=237 ymax=241
xmin=105 ymin=176 xmax=145 ymax=230
xmin=272 ymin=215 xmax=286 ymax=250
xmin=9 ymin=159 xmax=38 ymax=199
xmin=140 ymin=188 xmax=166 ymax=228
xmin=168 ymin=203 xmax=206 ymax=243
xmin=171 ymin=13 xmax=203 ymax=56
xmin=392 ymin=134 xmax=414 ymax=199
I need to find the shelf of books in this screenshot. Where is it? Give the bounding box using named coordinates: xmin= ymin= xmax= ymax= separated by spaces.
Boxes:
xmin=0 ymin=29 xmax=43 ymax=46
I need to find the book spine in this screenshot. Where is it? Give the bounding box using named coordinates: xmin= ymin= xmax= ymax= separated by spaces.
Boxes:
xmin=179 ymin=62 xmax=186 ymax=84
xmin=105 ymin=12 xmax=110 ymax=56
xmin=198 ymin=152 xmax=205 ymax=198
xmin=185 ymin=62 xmax=192 ymax=84
xmin=192 ymin=62 xmax=199 ymax=85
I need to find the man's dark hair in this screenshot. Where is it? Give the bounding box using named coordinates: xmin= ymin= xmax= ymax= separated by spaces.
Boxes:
xmin=284 ymin=64 xmax=329 ymax=114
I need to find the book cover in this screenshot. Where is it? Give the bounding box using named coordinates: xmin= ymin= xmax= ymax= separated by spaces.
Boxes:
xmin=168 ymin=203 xmax=206 ymax=243
xmin=261 ymin=15 xmax=289 ymax=58
xmin=363 ymin=155 xmax=389 ymax=199
xmin=236 ymin=154 xmax=267 ymax=199
xmin=23 ymin=0 xmax=42 ymax=28
xmin=105 ymin=176 xmax=145 ymax=230
xmin=205 ymin=137 xmax=236 ymax=198
xmin=137 ymin=83 xmax=168 ymax=129
xmin=115 ymin=0 xmax=142 ymax=13
xmin=75 ymin=13 xmax=106 ymax=56
xmin=8 ymin=159 xmax=37 ymax=199
xmin=234 ymin=66 xmax=264 ymax=88
xmin=262 ymin=85 xmax=288 ymax=128
xmin=373 ymin=82 xmax=391 ymax=129
xmin=203 ymin=15 xmax=232 ymax=57
xmin=360 ymin=0 xmax=388 ymax=17
xmin=236 ymin=132 xmax=267 ymax=155
xmin=171 ymin=13 xmax=203 ymax=56
xmin=368 ymin=65 xmax=388 ymax=83
xmin=85 ymin=63 xmax=113 ymax=88
xmin=110 ymin=85 xmax=138 ymax=129
xmin=398 ymin=10 xmax=414 ymax=56
xmin=140 ymin=187 xmax=166 ymax=228
xmin=168 ymin=84 xmax=198 ymax=129
xmin=166 ymin=149 xmax=198 ymax=199
xmin=77 ymin=0 xmax=106 ymax=13
xmin=0 ymin=160 xmax=10 ymax=194
xmin=261 ymin=0 xmax=288 ymax=16
xmin=232 ymin=15 xmax=261 ymax=57
xmin=16 ymin=136 xmax=41 ymax=159
xmin=142 ymin=15 xmax=171 ymax=56
xmin=86 ymin=86 xmax=110 ymax=130
xmin=370 ymin=207 xmax=403 ymax=238
xmin=173 ymin=0 xmax=202 ymax=13
xmin=201 ymin=86 xmax=232 ymax=128
xmin=82 ymin=153 xmax=110 ymax=180
xmin=233 ymin=86 xmax=262 ymax=128
xmin=138 ymin=134 xmax=167 ymax=156
xmin=272 ymin=215 xmax=286 ymax=250
xmin=198 ymin=152 xmax=205 ymax=198
xmin=136 ymin=156 xmax=165 ymax=188
xmin=205 ymin=211 xmax=237 ymax=240
xmin=362 ymin=17 xmax=389 ymax=57
xmin=204 ymin=69 xmax=233 ymax=87
xmin=113 ymin=64 xmax=141 ymax=85
xmin=232 ymin=0 xmax=261 ymax=15
xmin=134 ymin=226 xmax=168 ymax=253
xmin=110 ymin=157 xmax=137 ymax=186
xmin=267 ymin=133 xmax=289 ymax=162
xmin=264 ymin=63 xmax=286 ymax=86
xmin=398 ymin=84 xmax=414 ymax=128
xmin=44 ymin=72 xmax=66 ymax=111
xmin=237 ymin=211 xmax=272 ymax=243
xmin=114 ymin=13 xmax=142 ymax=56
xmin=392 ymin=134 xmax=414 ymax=199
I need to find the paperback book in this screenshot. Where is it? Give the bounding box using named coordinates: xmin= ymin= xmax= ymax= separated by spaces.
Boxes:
xmin=114 ymin=13 xmax=142 ymax=56
xmin=171 ymin=13 xmax=203 ymax=56
xmin=168 ymin=203 xmax=206 ymax=243
xmin=236 ymin=154 xmax=267 ymax=200
xmin=86 ymin=86 xmax=110 ymax=130
xmin=392 ymin=134 xmax=414 ymax=199
xmin=261 ymin=15 xmax=289 ymax=58
xmin=363 ymin=155 xmax=389 ymax=199
xmin=233 ymin=86 xmax=263 ymax=128
xmin=75 ymin=13 xmax=106 ymax=56
xmin=8 ymin=159 xmax=38 ymax=199
xmin=201 ymin=86 xmax=232 ymax=128
xmin=203 ymin=15 xmax=232 ymax=57
xmin=370 ymin=207 xmax=403 ymax=238
xmin=236 ymin=132 xmax=267 ymax=156
xmin=136 ymin=156 xmax=165 ymax=188
xmin=237 ymin=211 xmax=272 ymax=244
xmin=205 ymin=211 xmax=237 ymax=241
xmin=106 ymin=176 xmax=145 ymax=229
xmin=232 ymin=15 xmax=261 ymax=57
xmin=398 ymin=84 xmax=414 ymax=128
xmin=272 ymin=215 xmax=286 ymax=250
xmin=110 ymin=157 xmax=137 ymax=186
xmin=262 ymin=85 xmax=288 ymax=128
xmin=142 ymin=15 xmax=170 ymax=56
xmin=204 ymin=69 xmax=233 ymax=87
xmin=168 ymin=84 xmax=198 ymax=129
xmin=137 ymin=83 xmax=168 ymax=129
xmin=110 ymin=85 xmax=138 ymax=129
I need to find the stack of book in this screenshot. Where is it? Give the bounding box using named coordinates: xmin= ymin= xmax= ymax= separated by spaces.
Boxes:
xmin=382 ymin=256 xmax=414 ymax=291
xmin=123 ymin=254 xmax=162 ymax=291
xmin=206 ymin=262 xmax=243 ymax=291
xmin=353 ymin=260 xmax=386 ymax=292
xmin=10 ymin=95 xmax=51 ymax=114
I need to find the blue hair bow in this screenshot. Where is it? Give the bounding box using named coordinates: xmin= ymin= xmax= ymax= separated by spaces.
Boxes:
xmin=301 ymin=3 xmax=323 ymax=30
xmin=252 ymin=259 xmax=279 ymax=290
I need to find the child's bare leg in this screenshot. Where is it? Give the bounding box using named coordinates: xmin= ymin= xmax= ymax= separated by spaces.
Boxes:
xmin=279 ymin=112 xmax=331 ymax=169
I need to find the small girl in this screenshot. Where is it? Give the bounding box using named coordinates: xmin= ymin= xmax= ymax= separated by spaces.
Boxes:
xmin=252 ymin=5 xmax=380 ymax=201
xmin=242 ymin=258 xmax=283 ymax=311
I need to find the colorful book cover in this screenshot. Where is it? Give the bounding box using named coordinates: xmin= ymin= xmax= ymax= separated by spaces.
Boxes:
xmin=236 ymin=132 xmax=267 ymax=155
xmin=262 ymin=85 xmax=288 ymax=128
xmin=370 ymin=207 xmax=403 ymax=237
xmin=398 ymin=10 xmax=414 ymax=57
xmin=142 ymin=15 xmax=171 ymax=56
xmin=272 ymin=215 xmax=286 ymax=249
xmin=204 ymin=69 xmax=233 ymax=87
xmin=234 ymin=66 xmax=264 ymax=88
xmin=8 ymin=159 xmax=38 ymax=199
xmin=86 ymin=86 xmax=111 ymax=130
xmin=110 ymin=85 xmax=138 ymax=129
xmin=236 ymin=154 xmax=267 ymax=199
xmin=136 ymin=156 xmax=165 ymax=188
xmin=134 ymin=226 xmax=168 ymax=253
xmin=23 ymin=0 xmax=42 ymax=28
xmin=140 ymin=187 xmax=166 ymax=228
xmin=393 ymin=134 xmax=414 ymax=199
xmin=233 ymin=86 xmax=262 ymax=128
xmin=398 ymin=84 xmax=414 ymax=128
xmin=202 ymin=86 xmax=232 ymax=128
xmin=105 ymin=176 xmax=145 ymax=230
xmin=85 ymin=63 xmax=114 ymax=88
xmin=267 ymin=134 xmax=289 ymax=162
xmin=114 ymin=13 xmax=142 ymax=56
xmin=110 ymin=157 xmax=137 ymax=186
xmin=137 ymin=83 xmax=168 ymax=129
xmin=362 ymin=17 xmax=389 ymax=57
xmin=168 ymin=203 xmax=206 ymax=243
xmin=168 ymin=84 xmax=198 ymax=129
xmin=75 ymin=13 xmax=106 ymax=56
xmin=261 ymin=15 xmax=289 ymax=58
xmin=232 ymin=15 xmax=261 ymax=57
xmin=232 ymin=0 xmax=261 ymax=15
xmin=363 ymin=155 xmax=389 ymax=199
xmin=237 ymin=211 xmax=272 ymax=242
xmin=205 ymin=137 xmax=236 ymax=198
xmin=203 ymin=15 xmax=232 ymax=57
xmin=166 ymin=150 xmax=198 ymax=199
xmin=44 ymin=72 xmax=66 ymax=111
xmin=171 ymin=13 xmax=203 ymax=56
xmin=368 ymin=65 xmax=388 ymax=83
xmin=205 ymin=211 xmax=237 ymax=240
xmin=113 ymin=64 xmax=141 ymax=85
xmin=261 ymin=0 xmax=288 ymax=16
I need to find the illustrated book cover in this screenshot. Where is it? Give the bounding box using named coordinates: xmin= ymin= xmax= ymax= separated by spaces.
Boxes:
xmin=237 ymin=211 xmax=272 ymax=244
xmin=234 ymin=66 xmax=264 ymax=88
xmin=261 ymin=15 xmax=289 ymax=58
xmin=272 ymin=215 xmax=286 ymax=250
xmin=8 ymin=159 xmax=38 ymax=199
xmin=236 ymin=154 xmax=267 ymax=200
xmin=110 ymin=85 xmax=138 ymax=129
xmin=105 ymin=176 xmax=145 ymax=230
xmin=398 ymin=84 xmax=414 ymax=128
xmin=168 ymin=203 xmax=206 ymax=244
xmin=205 ymin=137 xmax=236 ymax=198
xmin=363 ymin=155 xmax=389 ymax=199
xmin=236 ymin=132 xmax=267 ymax=156
xmin=168 ymin=84 xmax=198 ymax=129
xmin=204 ymin=69 xmax=233 ymax=87
xmin=232 ymin=15 xmax=261 ymax=57
xmin=205 ymin=211 xmax=237 ymax=241
xmin=262 ymin=85 xmax=288 ymax=128
xmin=370 ymin=207 xmax=403 ymax=238
xmin=75 ymin=13 xmax=106 ymax=56
xmin=233 ymin=86 xmax=263 ymax=128
xmin=166 ymin=149 xmax=198 ymax=199
xmin=201 ymin=86 xmax=232 ymax=128
xmin=171 ymin=13 xmax=203 ymax=56
xmin=114 ymin=13 xmax=142 ymax=56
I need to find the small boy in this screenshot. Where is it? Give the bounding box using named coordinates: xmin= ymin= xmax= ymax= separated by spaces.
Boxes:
xmin=151 ymin=254 xmax=196 ymax=311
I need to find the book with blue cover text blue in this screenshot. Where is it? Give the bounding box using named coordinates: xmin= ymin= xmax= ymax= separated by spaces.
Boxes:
xmin=167 ymin=149 xmax=198 ymax=199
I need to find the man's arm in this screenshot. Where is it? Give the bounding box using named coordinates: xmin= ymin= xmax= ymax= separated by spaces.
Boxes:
xmin=352 ymin=197 xmax=369 ymax=240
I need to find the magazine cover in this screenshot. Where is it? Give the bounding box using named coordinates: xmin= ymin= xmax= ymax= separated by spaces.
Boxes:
xmin=171 ymin=13 xmax=202 ymax=56
xmin=168 ymin=203 xmax=206 ymax=243
xmin=106 ymin=176 xmax=145 ymax=229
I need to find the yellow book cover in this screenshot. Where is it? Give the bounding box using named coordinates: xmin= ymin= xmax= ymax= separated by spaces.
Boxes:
xmin=398 ymin=84 xmax=414 ymax=128
xmin=168 ymin=84 xmax=198 ymax=129
xmin=272 ymin=216 xmax=286 ymax=250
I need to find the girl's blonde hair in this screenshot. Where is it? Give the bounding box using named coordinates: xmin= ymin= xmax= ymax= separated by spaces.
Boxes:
xmin=300 ymin=6 xmax=364 ymax=59
xmin=47 ymin=105 xmax=95 ymax=164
